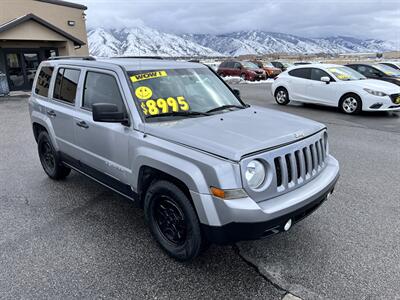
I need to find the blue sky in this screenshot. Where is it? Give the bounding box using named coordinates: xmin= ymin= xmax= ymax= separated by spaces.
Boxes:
xmin=74 ymin=0 xmax=400 ymax=41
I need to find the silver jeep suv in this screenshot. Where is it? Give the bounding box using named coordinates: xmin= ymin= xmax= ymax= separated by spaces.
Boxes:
xmin=29 ymin=56 xmax=339 ymax=261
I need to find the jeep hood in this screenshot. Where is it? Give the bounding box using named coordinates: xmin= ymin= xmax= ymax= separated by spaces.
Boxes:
xmin=144 ymin=106 xmax=325 ymax=161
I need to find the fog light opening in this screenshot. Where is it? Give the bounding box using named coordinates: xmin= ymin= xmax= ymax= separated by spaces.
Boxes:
xmin=284 ymin=219 xmax=292 ymax=231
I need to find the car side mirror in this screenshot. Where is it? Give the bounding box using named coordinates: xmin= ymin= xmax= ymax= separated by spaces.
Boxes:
xmin=233 ymin=89 xmax=241 ymax=98
xmin=92 ymin=103 xmax=129 ymax=125
xmin=321 ymin=76 xmax=331 ymax=84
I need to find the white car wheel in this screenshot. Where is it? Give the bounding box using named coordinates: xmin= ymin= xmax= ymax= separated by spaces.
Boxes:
xmin=275 ymin=88 xmax=290 ymax=105
xmin=340 ymin=95 xmax=361 ymax=114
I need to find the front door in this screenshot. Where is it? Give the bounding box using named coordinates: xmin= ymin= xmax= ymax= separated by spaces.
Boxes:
xmin=5 ymin=53 xmax=25 ymax=91
xmin=74 ymin=69 xmax=131 ymax=184
xmin=5 ymin=49 xmax=46 ymax=91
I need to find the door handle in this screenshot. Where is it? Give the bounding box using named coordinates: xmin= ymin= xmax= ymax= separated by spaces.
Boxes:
xmin=76 ymin=120 xmax=89 ymax=129
xmin=47 ymin=110 xmax=56 ymax=118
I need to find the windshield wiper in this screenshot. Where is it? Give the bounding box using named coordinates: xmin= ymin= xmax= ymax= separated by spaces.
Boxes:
xmin=206 ymin=104 xmax=245 ymax=114
xmin=145 ymin=111 xmax=210 ymax=119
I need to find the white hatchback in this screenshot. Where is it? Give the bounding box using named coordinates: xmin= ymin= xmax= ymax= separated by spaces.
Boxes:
xmin=271 ymin=64 xmax=400 ymax=114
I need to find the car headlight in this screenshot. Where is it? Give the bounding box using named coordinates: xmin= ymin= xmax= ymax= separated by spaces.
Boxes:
xmin=245 ymin=160 xmax=265 ymax=189
xmin=363 ymin=88 xmax=387 ymax=97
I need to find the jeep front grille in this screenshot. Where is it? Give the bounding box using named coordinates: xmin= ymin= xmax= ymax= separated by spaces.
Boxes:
xmin=274 ymin=137 xmax=327 ymax=191
xmin=241 ymin=130 xmax=329 ymax=202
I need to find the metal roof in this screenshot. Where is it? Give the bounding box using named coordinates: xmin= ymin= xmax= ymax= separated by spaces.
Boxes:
xmin=42 ymin=57 xmax=207 ymax=71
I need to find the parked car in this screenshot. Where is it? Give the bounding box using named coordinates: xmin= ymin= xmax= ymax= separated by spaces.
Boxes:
xmin=217 ymin=60 xmax=266 ymax=81
xmin=252 ymin=61 xmax=281 ymax=78
xmin=271 ymin=61 xmax=293 ymax=72
xmin=29 ymin=57 xmax=339 ymax=261
xmin=272 ymin=64 xmax=400 ymax=114
xmin=346 ymin=63 xmax=400 ymax=86
xmin=379 ymin=61 xmax=400 ymax=70
xmin=293 ymin=62 xmax=312 ymax=66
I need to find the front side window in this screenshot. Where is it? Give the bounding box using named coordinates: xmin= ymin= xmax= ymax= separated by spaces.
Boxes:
xmin=310 ymin=68 xmax=331 ymax=81
xmin=35 ymin=66 xmax=53 ymax=97
xmin=53 ymin=68 xmax=80 ymax=104
xmin=288 ymin=68 xmax=311 ymax=79
xmin=128 ymin=68 xmax=245 ymax=121
xmin=83 ymin=71 xmax=125 ymax=111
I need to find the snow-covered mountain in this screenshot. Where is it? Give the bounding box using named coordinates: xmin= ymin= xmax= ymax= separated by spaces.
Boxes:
xmin=87 ymin=26 xmax=220 ymax=57
xmin=88 ymin=25 xmax=398 ymax=57
xmin=183 ymin=31 xmax=398 ymax=56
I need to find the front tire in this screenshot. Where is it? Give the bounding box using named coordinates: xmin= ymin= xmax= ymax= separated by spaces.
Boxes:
xmin=339 ymin=94 xmax=362 ymax=114
xmin=144 ymin=180 xmax=204 ymax=261
xmin=275 ymin=87 xmax=290 ymax=105
xmin=37 ymin=131 xmax=71 ymax=180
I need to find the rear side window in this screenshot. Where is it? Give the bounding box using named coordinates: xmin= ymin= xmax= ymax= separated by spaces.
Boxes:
xmin=53 ymin=68 xmax=80 ymax=104
xmin=83 ymin=71 xmax=125 ymax=111
xmin=288 ymin=68 xmax=311 ymax=79
xmin=35 ymin=66 xmax=53 ymax=97
xmin=310 ymin=68 xmax=331 ymax=81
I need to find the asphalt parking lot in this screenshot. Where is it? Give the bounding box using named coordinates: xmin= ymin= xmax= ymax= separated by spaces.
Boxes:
xmin=1 ymin=84 xmax=399 ymax=299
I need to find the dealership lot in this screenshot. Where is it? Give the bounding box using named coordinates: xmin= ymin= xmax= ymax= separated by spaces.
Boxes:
xmin=1 ymin=82 xmax=399 ymax=299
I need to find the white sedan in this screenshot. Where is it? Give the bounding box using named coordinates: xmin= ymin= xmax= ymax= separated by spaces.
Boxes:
xmin=271 ymin=64 xmax=400 ymax=114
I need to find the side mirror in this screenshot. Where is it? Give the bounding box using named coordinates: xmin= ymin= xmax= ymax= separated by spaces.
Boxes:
xmin=321 ymin=76 xmax=331 ymax=84
xmin=92 ymin=103 xmax=129 ymax=125
xmin=233 ymin=89 xmax=241 ymax=98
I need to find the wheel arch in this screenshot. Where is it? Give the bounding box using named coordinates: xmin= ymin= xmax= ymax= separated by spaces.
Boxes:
xmin=137 ymin=165 xmax=194 ymax=209
xmin=30 ymin=111 xmax=59 ymax=150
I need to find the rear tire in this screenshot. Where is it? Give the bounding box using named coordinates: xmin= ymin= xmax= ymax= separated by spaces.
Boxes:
xmin=339 ymin=94 xmax=362 ymax=114
xmin=275 ymin=87 xmax=290 ymax=105
xmin=37 ymin=131 xmax=71 ymax=180
xmin=144 ymin=180 xmax=204 ymax=261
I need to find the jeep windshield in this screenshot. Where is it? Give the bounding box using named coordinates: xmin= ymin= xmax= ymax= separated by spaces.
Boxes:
xmin=128 ymin=68 xmax=246 ymax=121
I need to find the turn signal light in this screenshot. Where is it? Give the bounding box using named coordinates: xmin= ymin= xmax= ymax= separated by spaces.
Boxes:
xmin=210 ymin=187 xmax=248 ymax=200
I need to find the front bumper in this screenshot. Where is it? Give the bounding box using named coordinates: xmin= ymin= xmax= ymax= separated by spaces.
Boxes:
xmin=191 ymin=155 xmax=339 ymax=244
xmin=363 ymin=93 xmax=400 ymax=111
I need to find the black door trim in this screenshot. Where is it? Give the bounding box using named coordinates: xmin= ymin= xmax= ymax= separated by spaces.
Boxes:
xmin=59 ymin=152 xmax=138 ymax=201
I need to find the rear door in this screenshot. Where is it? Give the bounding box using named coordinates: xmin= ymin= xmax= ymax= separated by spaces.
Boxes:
xmin=287 ymin=68 xmax=311 ymax=101
xmin=46 ymin=66 xmax=81 ymax=157
xmin=73 ymin=69 xmax=131 ymax=183
xmin=232 ymin=62 xmax=242 ymax=77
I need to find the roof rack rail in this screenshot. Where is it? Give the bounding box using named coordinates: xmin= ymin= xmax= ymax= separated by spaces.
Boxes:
xmin=48 ymin=56 xmax=96 ymax=61
xmin=112 ymin=56 xmax=164 ymax=60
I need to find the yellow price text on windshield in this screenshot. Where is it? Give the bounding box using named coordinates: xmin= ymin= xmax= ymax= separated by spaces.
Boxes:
xmin=140 ymin=96 xmax=190 ymax=116
xmin=130 ymin=70 xmax=167 ymax=82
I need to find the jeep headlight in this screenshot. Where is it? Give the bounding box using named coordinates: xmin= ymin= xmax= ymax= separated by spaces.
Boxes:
xmin=245 ymin=160 xmax=265 ymax=189
xmin=363 ymin=88 xmax=387 ymax=97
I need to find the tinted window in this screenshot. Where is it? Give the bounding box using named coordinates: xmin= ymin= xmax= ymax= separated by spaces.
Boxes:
xmin=53 ymin=68 xmax=80 ymax=104
xmin=35 ymin=66 xmax=53 ymax=97
xmin=310 ymin=68 xmax=331 ymax=81
xmin=83 ymin=72 xmax=125 ymax=111
xmin=288 ymin=68 xmax=311 ymax=79
xmin=355 ymin=65 xmax=379 ymax=77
